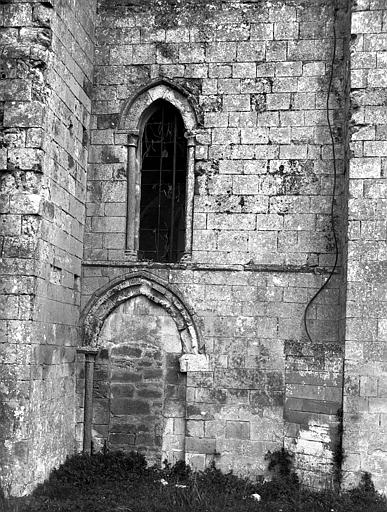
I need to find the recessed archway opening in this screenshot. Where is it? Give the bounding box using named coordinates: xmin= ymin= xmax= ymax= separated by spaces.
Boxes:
xmin=139 ymin=100 xmax=187 ymax=263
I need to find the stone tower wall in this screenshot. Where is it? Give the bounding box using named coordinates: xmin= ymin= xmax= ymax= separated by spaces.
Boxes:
xmin=83 ymin=0 xmax=347 ymax=487
xmin=342 ymin=0 xmax=387 ymax=494
xmin=0 ymin=0 xmax=97 ymax=496
xmin=1 ymin=0 xmax=387 ymax=499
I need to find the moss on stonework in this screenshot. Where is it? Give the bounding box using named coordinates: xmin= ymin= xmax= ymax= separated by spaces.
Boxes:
xmin=156 ymin=42 xmax=178 ymax=61
xmin=150 ymin=0 xmax=225 ymax=29
xmin=98 ymin=0 xmax=224 ymax=27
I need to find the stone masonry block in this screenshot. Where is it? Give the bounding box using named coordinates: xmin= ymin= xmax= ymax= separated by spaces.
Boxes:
xmin=240 ymin=128 xmax=269 ymax=144
xmin=110 ymin=46 xmax=133 ymax=65
xmin=275 ymin=61 xmax=302 ymax=76
xmin=132 ymin=44 xmax=155 ymax=64
xmin=218 ymin=79 xmax=240 ymax=94
xmin=0 ymin=215 xmax=21 ymax=235
xmin=7 ymin=149 xmax=43 ymax=171
xmin=223 ymin=94 xmax=251 ymax=111
xmin=185 ymin=437 xmax=216 ymax=454
xmin=207 ymin=42 xmax=237 ymax=63
xmin=185 ymin=453 xmax=206 ymax=471
xmin=232 ymin=63 xmax=257 ymax=79
xmin=180 ymin=354 xmax=211 ymax=373
xmin=3 ymin=4 xmax=32 ymax=26
xmin=251 ymin=23 xmax=274 ymax=41
xmin=237 ymin=42 xmax=265 ymax=61
xmin=9 ymin=194 xmax=41 ymax=215
xmin=110 ymin=399 xmax=150 ymax=416
xmin=273 ymin=77 xmax=298 ymax=93
xmin=214 ymin=25 xmax=249 ymax=42
xmin=186 ymin=420 xmax=205 ymax=438
xmin=225 ymin=420 xmax=250 ymax=440
xmin=364 ymin=34 xmax=387 ymax=53
xmin=352 ymin=11 xmax=383 ymax=34
xmin=288 ymin=40 xmax=329 ymax=61
xmin=4 ymin=102 xmax=45 ymax=128
xmin=212 ymin=128 xmax=239 ymax=145
xmin=207 ymin=213 xmax=255 ymax=231
xmin=364 ymin=141 xmax=387 ymax=156
xmin=266 ymin=93 xmax=291 ymax=110
xmin=0 ymin=80 xmax=31 ymax=102
xmin=233 ymin=175 xmax=259 ymax=195
xmin=266 ymin=41 xmax=287 ymax=61
xmin=274 ymin=22 xmax=299 ymax=40
xmin=179 ymin=43 xmax=205 ymax=63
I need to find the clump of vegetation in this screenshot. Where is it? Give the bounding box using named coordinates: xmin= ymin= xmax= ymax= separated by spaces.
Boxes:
xmin=3 ymin=449 xmax=387 ymax=512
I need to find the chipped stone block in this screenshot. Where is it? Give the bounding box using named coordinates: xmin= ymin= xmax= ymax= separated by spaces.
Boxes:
xmin=179 ymin=354 xmax=210 ymax=373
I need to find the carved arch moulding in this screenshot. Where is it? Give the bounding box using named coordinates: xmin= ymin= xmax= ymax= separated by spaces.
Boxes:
xmin=80 ymin=271 xmax=208 ymax=371
xmin=117 ymin=79 xmax=198 ymax=261
xmin=118 ymin=78 xmax=199 ymax=133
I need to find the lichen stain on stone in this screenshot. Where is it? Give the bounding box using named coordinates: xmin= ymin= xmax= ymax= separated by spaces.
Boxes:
xmin=87 ymin=181 xmax=103 ymax=202
xmin=0 ymin=366 xmax=27 ymax=496
xmin=209 ymin=388 xmax=227 ymax=403
xmin=101 ymin=147 xmax=120 ymax=164
xmin=259 ymin=160 xmax=318 ymax=197
xmin=278 ymin=161 xmax=318 ymax=196
xmin=195 ymin=159 xmax=220 ymax=195
xmin=251 ymin=94 xmax=267 ymax=113
xmin=199 ymin=95 xmax=222 ymax=114
xmin=150 ymin=0 xmax=225 ymax=30
xmin=156 ymin=42 xmax=179 ymax=61
xmin=0 ymin=171 xmax=42 ymax=194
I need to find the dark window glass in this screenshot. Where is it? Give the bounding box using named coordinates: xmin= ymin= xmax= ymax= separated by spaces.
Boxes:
xmin=139 ymin=101 xmax=187 ymax=262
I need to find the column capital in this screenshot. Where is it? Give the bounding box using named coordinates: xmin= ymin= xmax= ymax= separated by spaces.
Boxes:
xmin=77 ymin=347 xmax=99 ymax=361
xmin=184 ymin=131 xmax=196 ymax=147
xmin=124 ymin=249 xmax=138 ymax=261
xmin=128 ymin=131 xmax=140 ymax=147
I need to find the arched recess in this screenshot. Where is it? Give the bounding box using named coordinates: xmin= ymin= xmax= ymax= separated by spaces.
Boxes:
xmin=80 ymin=270 xmax=204 ymax=354
xmin=117 ymin=80 xmax=198 ymax=261
xmin=78 ymin=271 xmax=205 ymax=462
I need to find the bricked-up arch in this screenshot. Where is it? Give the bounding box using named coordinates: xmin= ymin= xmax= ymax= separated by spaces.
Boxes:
xmin=117 ymin=80 xmax=197 ymax=260
xmin=80 ymin=271 xmax=204 ymax=354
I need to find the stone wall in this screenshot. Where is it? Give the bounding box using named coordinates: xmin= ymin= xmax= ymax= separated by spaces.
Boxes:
xmin=2 ymin=0 xmax=386 ymax=498
xmin=0 ymin=0 xmax=96 ymax=496
xmin=342 ymin=0 xmax=387 ymax=494
xmin=83 ymin=0 xmax=346 ymax=486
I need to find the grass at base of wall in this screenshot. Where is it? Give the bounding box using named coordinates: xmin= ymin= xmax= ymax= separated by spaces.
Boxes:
xmin=2 ymin=450 xmax=387 ymax=512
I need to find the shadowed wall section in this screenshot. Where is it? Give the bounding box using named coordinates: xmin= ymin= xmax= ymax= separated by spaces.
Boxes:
xmin=90 ymin=296 xmax=186 ymax=465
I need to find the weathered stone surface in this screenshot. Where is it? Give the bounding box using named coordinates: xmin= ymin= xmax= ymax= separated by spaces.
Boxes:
xmin=2 ymin=0 xmax=387 ymax=498
xmin=341 ymin=0 xmax=387 ymax=496
xmin=0 ymin=0 xmax=97 ymax=498
xmin=179 ymin=354 xmax=210 ymax=372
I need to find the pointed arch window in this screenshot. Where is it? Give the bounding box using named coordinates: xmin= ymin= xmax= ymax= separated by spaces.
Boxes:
xmin=119 ymin=81 xmax=196 ymax=263
xmin=139 ymin=100 xmax=187 ymax=262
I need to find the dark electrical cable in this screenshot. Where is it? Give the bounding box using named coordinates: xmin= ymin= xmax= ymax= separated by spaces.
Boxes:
xmin=303 ymin=5 xmax=339 ymax=344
